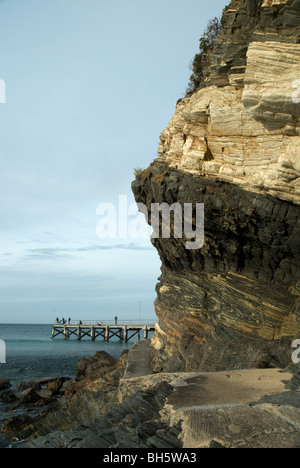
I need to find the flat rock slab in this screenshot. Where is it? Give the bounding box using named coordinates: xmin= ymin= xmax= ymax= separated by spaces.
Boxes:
xmin=123 ymin=340 xmax=154 ymax=379
xmin=167 ymin=368 xmax=292 ymax=410
xmin=165 ymin=368 xmax=300 ymax=448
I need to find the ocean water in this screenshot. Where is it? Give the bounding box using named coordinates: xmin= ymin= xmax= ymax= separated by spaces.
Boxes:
xmin=0 ymin=323 xmax=153 ymax=447
xmin=0 ymin=323 xmax=151 ymax=386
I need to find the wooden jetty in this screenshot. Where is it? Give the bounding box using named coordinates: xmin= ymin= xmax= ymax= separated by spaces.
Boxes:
xmin=51 ymin=320 xmax=156 ymax=343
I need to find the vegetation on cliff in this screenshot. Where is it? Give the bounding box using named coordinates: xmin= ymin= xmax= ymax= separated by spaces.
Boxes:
xmin=186 ymin=15 xmax=224 ymax=93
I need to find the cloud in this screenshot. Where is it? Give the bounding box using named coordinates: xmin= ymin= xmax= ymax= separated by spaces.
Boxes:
xmin=23 ymin=242 xmax=154 ymax=260
xmin=24 ymin=248 xmax=73 ymax=260
xmin=76 ymin=243 xmax=154 ymax=252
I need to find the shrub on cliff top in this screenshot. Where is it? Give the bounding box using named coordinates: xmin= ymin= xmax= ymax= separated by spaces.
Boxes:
xmin=134 ymin=167 xmax=144 ymax=178
xmin=186 ymin=14 xmax=225 ymax=94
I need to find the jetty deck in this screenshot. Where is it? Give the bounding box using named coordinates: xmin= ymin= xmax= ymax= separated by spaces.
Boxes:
xmin=51 ymin=320 xmax=156 ymax=343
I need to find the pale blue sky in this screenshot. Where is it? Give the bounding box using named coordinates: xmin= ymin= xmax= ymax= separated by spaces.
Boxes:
xmin=0 ymin=0 xmax=226 ymax=323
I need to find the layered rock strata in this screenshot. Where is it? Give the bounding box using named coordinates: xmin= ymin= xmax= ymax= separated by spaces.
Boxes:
xmin=2 ymin=0 xmax=300 ymax=450
xmin=132 ymin=0 xmax=300 ymax=374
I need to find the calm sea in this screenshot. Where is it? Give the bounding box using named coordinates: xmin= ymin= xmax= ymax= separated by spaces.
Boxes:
xmin=0 ymin=323 xmax=152 ymax=447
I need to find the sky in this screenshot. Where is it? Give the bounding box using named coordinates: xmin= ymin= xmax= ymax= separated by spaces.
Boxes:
xmin=0 ymin=0 xmax=226 ymax=324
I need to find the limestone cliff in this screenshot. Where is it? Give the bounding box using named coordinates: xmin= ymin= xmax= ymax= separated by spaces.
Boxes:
xmin=132 ymin=0 xmax=300 ymax=373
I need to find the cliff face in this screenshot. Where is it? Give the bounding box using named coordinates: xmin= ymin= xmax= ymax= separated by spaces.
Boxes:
xmin=132 ymin=0 xmax=300 ymax=373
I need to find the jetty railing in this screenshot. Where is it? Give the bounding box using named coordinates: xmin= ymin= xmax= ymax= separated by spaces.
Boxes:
xmin=54 ymin=320 xmax=157 ymax=326
xmin=51 ymin=321 xmax=157 ymax=343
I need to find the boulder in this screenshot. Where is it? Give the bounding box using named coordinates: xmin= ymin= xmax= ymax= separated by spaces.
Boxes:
xmin=47 ymin=377 xmax=70 ymax=395
xmin=17 ymin=388 xmax=41 ymax=406
xmin=34 ymin=397 xmax=54 ymax=407
xmin=0 ymin=390 xmax=17 ymax=403
xmin=1 ymin=415 xmax=32 ymax=437
xmin=38 ymin=389 xmax=54 ymax=399
xmin=76 ymin=351 xmax=117 ymax=378
xmin=18 ymin=378 xmax=53 ymax=392
xmin=0 ymin=379 xmax=11 ymax=391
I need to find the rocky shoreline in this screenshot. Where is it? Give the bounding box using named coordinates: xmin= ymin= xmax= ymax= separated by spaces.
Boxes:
xmin=0 ymin=344 xmax=183 ymax=449
xmin=1 ymin=341 xmax=300 ymax=448
xmin=0 ymin=350 xmax=128 ymax=447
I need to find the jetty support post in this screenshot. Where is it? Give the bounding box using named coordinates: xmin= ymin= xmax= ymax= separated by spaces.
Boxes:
xmin=64 ymin=326 xmax=69 ymax=340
